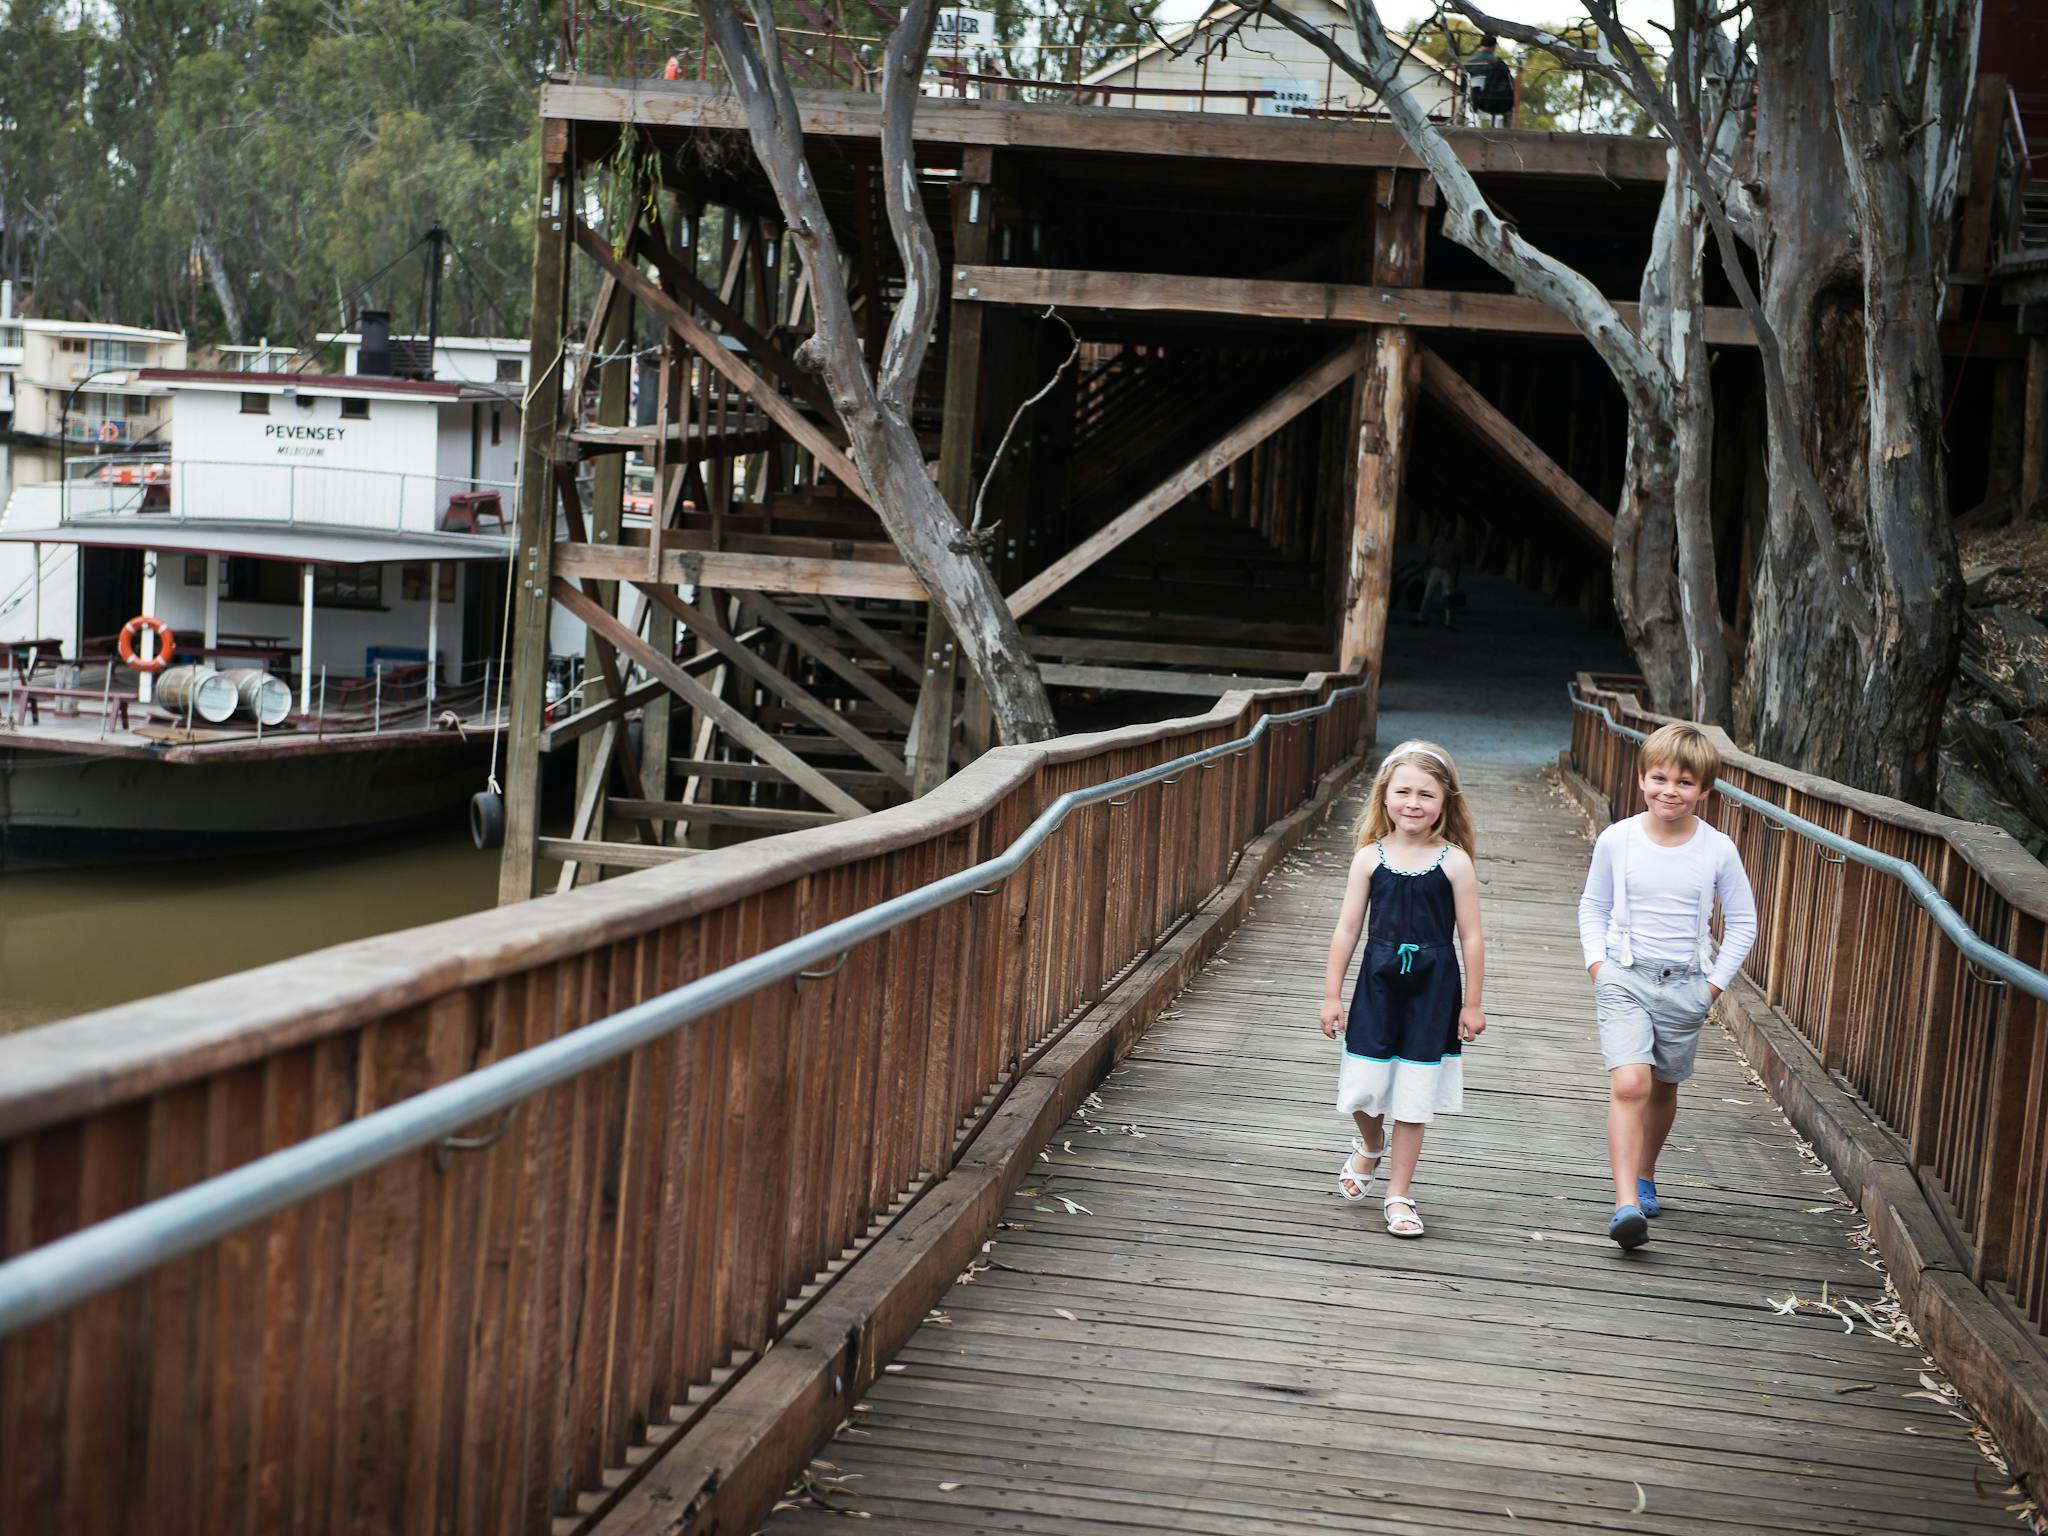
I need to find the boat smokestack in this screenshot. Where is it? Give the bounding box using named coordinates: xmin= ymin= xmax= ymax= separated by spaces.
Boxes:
xmin=358 ymin=310 xmax=393 ymax=376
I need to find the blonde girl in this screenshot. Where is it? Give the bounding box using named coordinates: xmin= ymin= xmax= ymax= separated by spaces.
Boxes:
xmin=1317 ymin=740 xmax=1486 ymax=1237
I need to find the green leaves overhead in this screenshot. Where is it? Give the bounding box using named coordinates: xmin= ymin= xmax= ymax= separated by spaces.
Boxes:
xmin=0 ymin=0 xmax=553 ymax=346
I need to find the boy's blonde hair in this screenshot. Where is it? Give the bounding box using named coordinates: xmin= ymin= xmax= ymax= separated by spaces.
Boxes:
xmin=1638 ymin=722 xmax=1721 ymax=790
xmin=1356 ymin=739 xmax=1478 ymax=855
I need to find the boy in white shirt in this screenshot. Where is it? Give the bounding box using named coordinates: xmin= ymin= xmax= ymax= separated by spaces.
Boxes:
xmin=1577 ymin=724 xmax=1759 ymax=1250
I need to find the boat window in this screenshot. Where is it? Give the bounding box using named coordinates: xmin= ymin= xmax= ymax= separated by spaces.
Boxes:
xmin=339 ymin=397 xmax=370 ymax=420
xmin=240 ymin=392 xmax=270 ymax=415
xmin=495 ymin=358 xmax=522 ymax=382
xmin=224 ymin=559 xmax=384 ymax=610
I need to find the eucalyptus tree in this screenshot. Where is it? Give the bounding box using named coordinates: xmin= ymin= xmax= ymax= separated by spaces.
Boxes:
xmin=700 ymin=0 xmax=1059 ymax=742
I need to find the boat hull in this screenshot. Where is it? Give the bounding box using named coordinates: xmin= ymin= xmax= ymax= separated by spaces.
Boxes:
xmin=0 ymin=734 xmax=493 ymax=870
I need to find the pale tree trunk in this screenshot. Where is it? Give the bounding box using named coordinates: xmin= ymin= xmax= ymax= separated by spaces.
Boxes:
xmin=1744 ymin=0 xmax=1968 ymax=799
xmin=1669 ymin=168 xmax=1731 ymax=723
xmin=193 ymin=209 xmax=248 ymax=346
xmin=702 ymin=0 xmax=1057 ymax=742
xmin=1250 ymin=0 xmax=1691 ymax=705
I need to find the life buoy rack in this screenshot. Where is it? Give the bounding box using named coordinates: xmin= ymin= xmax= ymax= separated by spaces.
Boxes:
xmin=117 ymin=615 xmax=174 ymax=673
xmin=98 ymin=421 xmax=119 ymax=443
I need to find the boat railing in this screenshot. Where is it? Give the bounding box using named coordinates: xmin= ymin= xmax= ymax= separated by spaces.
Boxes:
xmin=2 ymin=651 xmax=508 ymax=739
xmin=56 ymin=458 xmax=519 ymax=541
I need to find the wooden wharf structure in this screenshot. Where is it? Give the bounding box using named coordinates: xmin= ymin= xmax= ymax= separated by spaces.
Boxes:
xmin=493 ymin=74 xmax=2027 ymax=901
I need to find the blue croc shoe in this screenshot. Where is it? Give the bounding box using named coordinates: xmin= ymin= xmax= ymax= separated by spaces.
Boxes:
xmin=1607 ymin=1204 xmax=1650 ymax=1250
xmin=1637 ymin=1177 xmax=1661 ymax=1218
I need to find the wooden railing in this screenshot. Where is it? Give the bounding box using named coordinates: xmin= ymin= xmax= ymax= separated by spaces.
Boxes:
xmin=1567 ymin=675 xmax=2048 ymax=1334
xmin=0 ymin=672 xmax=1370 ymax=1535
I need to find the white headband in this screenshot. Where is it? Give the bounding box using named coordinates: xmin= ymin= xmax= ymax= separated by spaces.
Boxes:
xmin=1386 ymin=741 xmax=1452 ymax=773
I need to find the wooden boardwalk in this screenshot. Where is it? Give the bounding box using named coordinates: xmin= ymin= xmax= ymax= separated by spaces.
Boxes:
xmin=762 ymin=759 xmax=2016 ymax=1535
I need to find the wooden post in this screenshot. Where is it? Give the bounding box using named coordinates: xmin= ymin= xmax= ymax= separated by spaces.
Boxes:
xmin=911 ymin=148 xmax=997 ymax=794
xmin=573 ymin=282 xmax=636 ymax=879
xmin=1337 ymin=169 xmax=1426 ymax=676
xmin=496 ymin=128 xmax=574 ymax=906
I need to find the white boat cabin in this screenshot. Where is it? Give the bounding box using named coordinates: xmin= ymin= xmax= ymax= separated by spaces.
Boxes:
xmin=0 ymin=342 xmax=529 ymax=712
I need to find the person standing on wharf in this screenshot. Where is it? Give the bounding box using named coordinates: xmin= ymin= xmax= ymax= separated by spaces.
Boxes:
xmin=1577 ymin=724 xmax=1758 ymax=1251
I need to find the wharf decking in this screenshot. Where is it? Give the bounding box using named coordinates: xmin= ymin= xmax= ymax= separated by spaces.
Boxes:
xmin=763 ymin=760 xmax=2015 ymax=1535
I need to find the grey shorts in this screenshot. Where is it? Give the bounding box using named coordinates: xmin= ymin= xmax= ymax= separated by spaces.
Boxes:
xmin=1595 ymin=958 xmax=1715 ymax=1083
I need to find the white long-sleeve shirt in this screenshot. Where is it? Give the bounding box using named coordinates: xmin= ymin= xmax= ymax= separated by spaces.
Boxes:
xmin=1577 ymin=814 xmax=1759 ymax=990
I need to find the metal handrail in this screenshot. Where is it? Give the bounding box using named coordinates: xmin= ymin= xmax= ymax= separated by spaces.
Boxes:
xmin=0 ymin=680 xmax=1368 ymax=1338
xmin=1569 ymin=683 xmax=2048 ymax=1004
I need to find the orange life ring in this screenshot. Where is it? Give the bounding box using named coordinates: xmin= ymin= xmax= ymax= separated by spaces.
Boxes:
xmin=117 ymin=615 xmax=174 ymax=673
xmin=98 ymin=421 xmax=118 ymax=443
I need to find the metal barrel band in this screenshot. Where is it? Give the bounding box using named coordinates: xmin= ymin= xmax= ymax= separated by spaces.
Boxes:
xmin=1566 ymin=682 xmax=2048 ymax=1005
xmin=0 ymin=679 xmax=1373 ymax=1338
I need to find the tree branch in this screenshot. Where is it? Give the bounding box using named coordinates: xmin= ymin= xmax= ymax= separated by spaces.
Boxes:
xmin=876 ymin=0 xmax=943 ymax=407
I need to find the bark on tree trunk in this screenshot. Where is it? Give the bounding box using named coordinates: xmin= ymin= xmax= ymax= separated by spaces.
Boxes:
xmin=193 ymin=212 xmax=247 ymax=347
xmin=1670 ymin=167 xmax=1732 ymax=723
xmin=1744 ymin=0 xmax=1965 ymax=799
xmin=702 ymin=0 xmax=1058 ymax=743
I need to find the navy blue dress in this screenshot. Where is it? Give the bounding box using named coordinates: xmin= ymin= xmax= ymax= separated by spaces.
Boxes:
xmin=1336 ymin=842 xmax=1465 ymax=1122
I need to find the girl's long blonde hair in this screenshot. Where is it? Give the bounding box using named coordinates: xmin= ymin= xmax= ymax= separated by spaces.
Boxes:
xmin=1356 ymin=739 xmax=1477 ymax=855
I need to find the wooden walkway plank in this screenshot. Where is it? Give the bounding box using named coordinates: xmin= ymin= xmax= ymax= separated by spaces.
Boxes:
xmin=761 ymin=761 xmax=2018 ymax=1534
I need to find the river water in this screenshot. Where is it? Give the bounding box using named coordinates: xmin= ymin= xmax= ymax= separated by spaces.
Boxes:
xmin=1 ymin=829 xmax=500 ymax=1034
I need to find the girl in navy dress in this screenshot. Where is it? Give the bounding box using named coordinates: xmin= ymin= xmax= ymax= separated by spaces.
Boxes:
xmin=1317 ymin=740 xmax=1486 ymax=1238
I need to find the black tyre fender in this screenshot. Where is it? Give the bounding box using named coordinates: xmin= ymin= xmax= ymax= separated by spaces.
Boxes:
xmin=469 ymin=790 xmax=506 ymax=850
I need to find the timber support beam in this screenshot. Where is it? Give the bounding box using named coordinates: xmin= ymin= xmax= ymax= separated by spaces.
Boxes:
xmin=1416 ymin=347 xmax=1615 ymax=550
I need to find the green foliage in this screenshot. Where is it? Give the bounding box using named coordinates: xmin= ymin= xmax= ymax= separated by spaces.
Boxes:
xmin=0 ymin=0 xmax=554 ymax=346
xmin=989 ymin=0 xmax=1165 ymax=88
xmin=1415 ymin=14 xmax=1659 ymax=137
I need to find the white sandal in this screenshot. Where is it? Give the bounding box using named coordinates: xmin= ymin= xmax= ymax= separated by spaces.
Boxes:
xmin=1383 ymin=1194 xmax=1425 ymax=1239
xmin=1335 ymin=1136 xmax=1382 ymax=1201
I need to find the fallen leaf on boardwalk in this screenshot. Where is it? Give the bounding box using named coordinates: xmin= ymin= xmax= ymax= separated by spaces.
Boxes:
xmin=1903 ymin=1391 xmax=1951 ymax=1403
xmin=1834 ymin=1384 xmax=1877 ymax=1394
xmin=1038 ymin=1150 xmax=1050 ymax=1162
xmin=1805 ymin=1205 xmax=1841 ymax=1213
xmin=1919 ymin=1371 xmax=1946 ymax=1392
xmin=1034 ymin=1203 xmax=1057 ymax=1212
xmin=1528 ymin=1233 xmax=1546 ymax=1242
xmin=1505 ymin=1509 xmax=1516 ymax=1519
xmin=939 ymin=1482 xmax=962 ymax=1492
xmin=1054 ymin=1307 xmax=1078 ymax=1321
xmin=1630 ymin=1483 xmax=1647 ymax=1514
xmin=883 ymin=1363 xmax=907 ymax=1373
xmin=1054 ymin=1195 xmax=1093 ymax=1215
xmin=1063 ymin=1140 xmax=1074 ymax=1154
xmin=1722 ymin=1098 xmax=1750 ymax=1105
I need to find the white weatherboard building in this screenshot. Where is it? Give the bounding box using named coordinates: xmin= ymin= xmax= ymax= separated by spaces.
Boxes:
xmin=1080 ymin=0 xmax=1457 ymax=119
